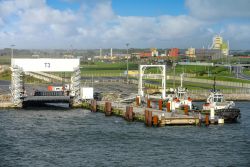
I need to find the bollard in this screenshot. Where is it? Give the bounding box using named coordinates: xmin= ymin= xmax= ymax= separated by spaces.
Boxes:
xmin=91 ymin=100 xmax=97 ymax=112
xmin=158 ymin=99 xmax=163 ymax=111
xmin=167 ymin=102 xmax=171 ymax=112
xmin=184 ymin=105 xmax=189 ymax=115
xmin=147 ymin=110 xmax=152 ymax=127
xmin=147 ymin=99 xmax=151 ymax=108
xmin=152 ymin=115 xmax=159 ymax=127
xmin=105 ymin=102 xmax=112 ymax=116
xmin=205 ymin=114 xmax=209 ymax=126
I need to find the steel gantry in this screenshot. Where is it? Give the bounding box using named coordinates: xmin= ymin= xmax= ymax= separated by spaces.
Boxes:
xmin=138 ymin=65 xmax=166 ymax=99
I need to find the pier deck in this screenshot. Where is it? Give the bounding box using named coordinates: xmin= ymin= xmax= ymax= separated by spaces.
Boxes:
xmin=91 ymin=101 xmax=199 ymax=126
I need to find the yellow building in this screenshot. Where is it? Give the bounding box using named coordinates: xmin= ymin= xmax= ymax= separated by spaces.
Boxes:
xmin=211 ymin=35 xmax=229 ymax=56
xmin=212 ymin=35 xmax=223 ymax=49
xmin=151 ymin=48 xmax=158 ymax=57
xmin=185 ymin=47 xmax=196 ymax=58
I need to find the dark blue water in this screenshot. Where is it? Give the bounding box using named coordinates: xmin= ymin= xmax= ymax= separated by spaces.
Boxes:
xmin=0 ymin=102 xmax=250 ymax=167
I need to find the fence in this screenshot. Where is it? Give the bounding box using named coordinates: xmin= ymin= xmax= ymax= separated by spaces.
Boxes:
xmin=168 ymin=76 xmax=250 ymax=89
xmin=189 ymin=88 xmax=250 ymax=95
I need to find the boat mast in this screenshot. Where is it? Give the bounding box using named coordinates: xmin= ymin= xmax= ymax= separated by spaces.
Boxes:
xmin=180 ymin=73 xmax=184 ymax=88
xmin=213 ymin=76 xmax=216 ymax=92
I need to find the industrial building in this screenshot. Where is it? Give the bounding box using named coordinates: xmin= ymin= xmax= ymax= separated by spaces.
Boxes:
xmin=168 ymin=48 xmax=179 ymax=57
xmin=185 ymin=48 xmax=196 ymax=58
xmin=211 ymin=35 xmax=229 ymax=56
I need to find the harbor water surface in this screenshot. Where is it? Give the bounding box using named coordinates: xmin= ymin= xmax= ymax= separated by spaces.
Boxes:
xmin=0 ymin=102 xmax=250 ymax=167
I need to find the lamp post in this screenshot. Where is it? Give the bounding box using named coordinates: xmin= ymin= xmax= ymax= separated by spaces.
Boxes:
xmin=126 ymin=43 xmax=129 ymax=84
xmin=11 ymin=44 xmax=15 ymax=66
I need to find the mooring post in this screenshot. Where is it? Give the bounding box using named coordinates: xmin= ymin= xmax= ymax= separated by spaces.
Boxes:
xmin=147 ymin=110 xmax=152 ymax=127
xmin=136 ymin=96 xmax=140 ymax=106
xmin=205 ymin=113 xmax=210 ymax=126
xmin=125 ymin=106 xmax=133 ymax=121
xmin=152 ymin=115 xmax=159 ymax=127
xmin=128 ymin=106 xmax=134 ymax=121
xmin=167 ymin=102 xmax=171 ymax=112
xmin=91 ymin=100 xmax=97 ymax=112
xmin=147 ymin=99 xmax=151 ymax=108
xmin=158 ymin=99 xmax=163 ymax=110
xmin=105 ymin=102 xmax=112 ymax=116
xmin=184 ymin=105 xmax=189 ymax=115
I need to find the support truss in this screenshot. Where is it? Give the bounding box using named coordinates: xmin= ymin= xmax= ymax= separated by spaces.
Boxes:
xmin=138 ymin=65 xmax=166 ymax=99
xmin=10 ymin=66 xmax=24 ymax=107
xmin=71 ymin=67 xmax=81 ymax=104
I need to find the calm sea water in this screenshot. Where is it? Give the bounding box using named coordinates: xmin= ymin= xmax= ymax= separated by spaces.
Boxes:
xmin=0 ymin=102 xmax=250 ymax=167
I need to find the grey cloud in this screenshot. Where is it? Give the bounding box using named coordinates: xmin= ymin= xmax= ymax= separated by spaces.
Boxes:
xmin=186 ymin=0 xmax=250 ymax=20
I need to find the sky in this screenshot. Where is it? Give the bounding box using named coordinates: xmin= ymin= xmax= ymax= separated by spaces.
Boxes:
xmin=0 ymin=0 xmax=250 ymax=49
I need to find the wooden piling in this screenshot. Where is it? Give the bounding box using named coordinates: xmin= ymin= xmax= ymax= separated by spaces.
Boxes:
xmin=152 ymin=115 xmax=159 ymax=127
xmin=158 ymin=99 xmax=163 ymax=111
xmin=91 ymin=100 xmax=97 ymax=112
xmin=105 ymin=102 xmax=112 ymax=116
xmin=128 ymin=106 xmax=134 ymax=121
xmin=125 ymin=106 xmax=134 ymax=121
xmin=136 ymin=96 xmax=140 ymax=106
xmin=205 ymin=114 xmax=209 ymax=126
xmin=166 ymin=102 xmax=171 ymax=112
xmin=184 ymin=105 xmax=189 ymax=115
xmin=147 ymin=110 xmax=152 ymax=127
xmin=147 ymin=99 xmax=151 ymax=108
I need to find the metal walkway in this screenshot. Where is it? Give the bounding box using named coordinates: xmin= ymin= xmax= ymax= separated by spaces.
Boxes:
xmin=23 ymin=96 xmax=71 ymax=103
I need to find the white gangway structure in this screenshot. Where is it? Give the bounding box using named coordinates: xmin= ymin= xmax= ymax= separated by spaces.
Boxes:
xmin=138 ymin=65 xmax=166 ymax=99
xmin=10 ymin=58 xmax=81 ymax=107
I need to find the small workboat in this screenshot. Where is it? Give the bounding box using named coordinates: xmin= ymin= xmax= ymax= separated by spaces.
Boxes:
xmin=168 ymin=73 xmax=194 ymax=110
xmin=202 ymin=78 xmax=240 ymax=122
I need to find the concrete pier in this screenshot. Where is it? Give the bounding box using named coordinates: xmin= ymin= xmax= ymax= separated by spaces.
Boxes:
xmin=82 ymin=101 xmax=200 ymax=127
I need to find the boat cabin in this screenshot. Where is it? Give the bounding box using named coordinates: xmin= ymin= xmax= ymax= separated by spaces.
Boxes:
xmin=207 ymin=91 xmax=224 ymax=103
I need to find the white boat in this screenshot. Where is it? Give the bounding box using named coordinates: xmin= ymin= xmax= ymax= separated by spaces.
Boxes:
xmin=202 ymin=78 xmax=240 ymax=122
xmin=168 ymin=73 xmax=193 ymax=110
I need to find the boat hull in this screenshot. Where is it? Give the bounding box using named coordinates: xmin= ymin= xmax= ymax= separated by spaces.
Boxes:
xmin=201 ymin=108 xmax=240 ymax=123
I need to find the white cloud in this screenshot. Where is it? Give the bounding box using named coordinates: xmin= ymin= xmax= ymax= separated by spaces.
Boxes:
xmin=0 ymin=0 xmax=249 ymax=49
xmin=226 ymin=24 xmax=250 ymax=40
xmin=19 ymin=8 xmax=77 ymax=25
xmin=0 ymin=0 xmax=45 ymax=17
xmin=91 ymin=1 xmax=115 ymax=22
xmin=186 ymin=0 xmax=250 ymax=20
